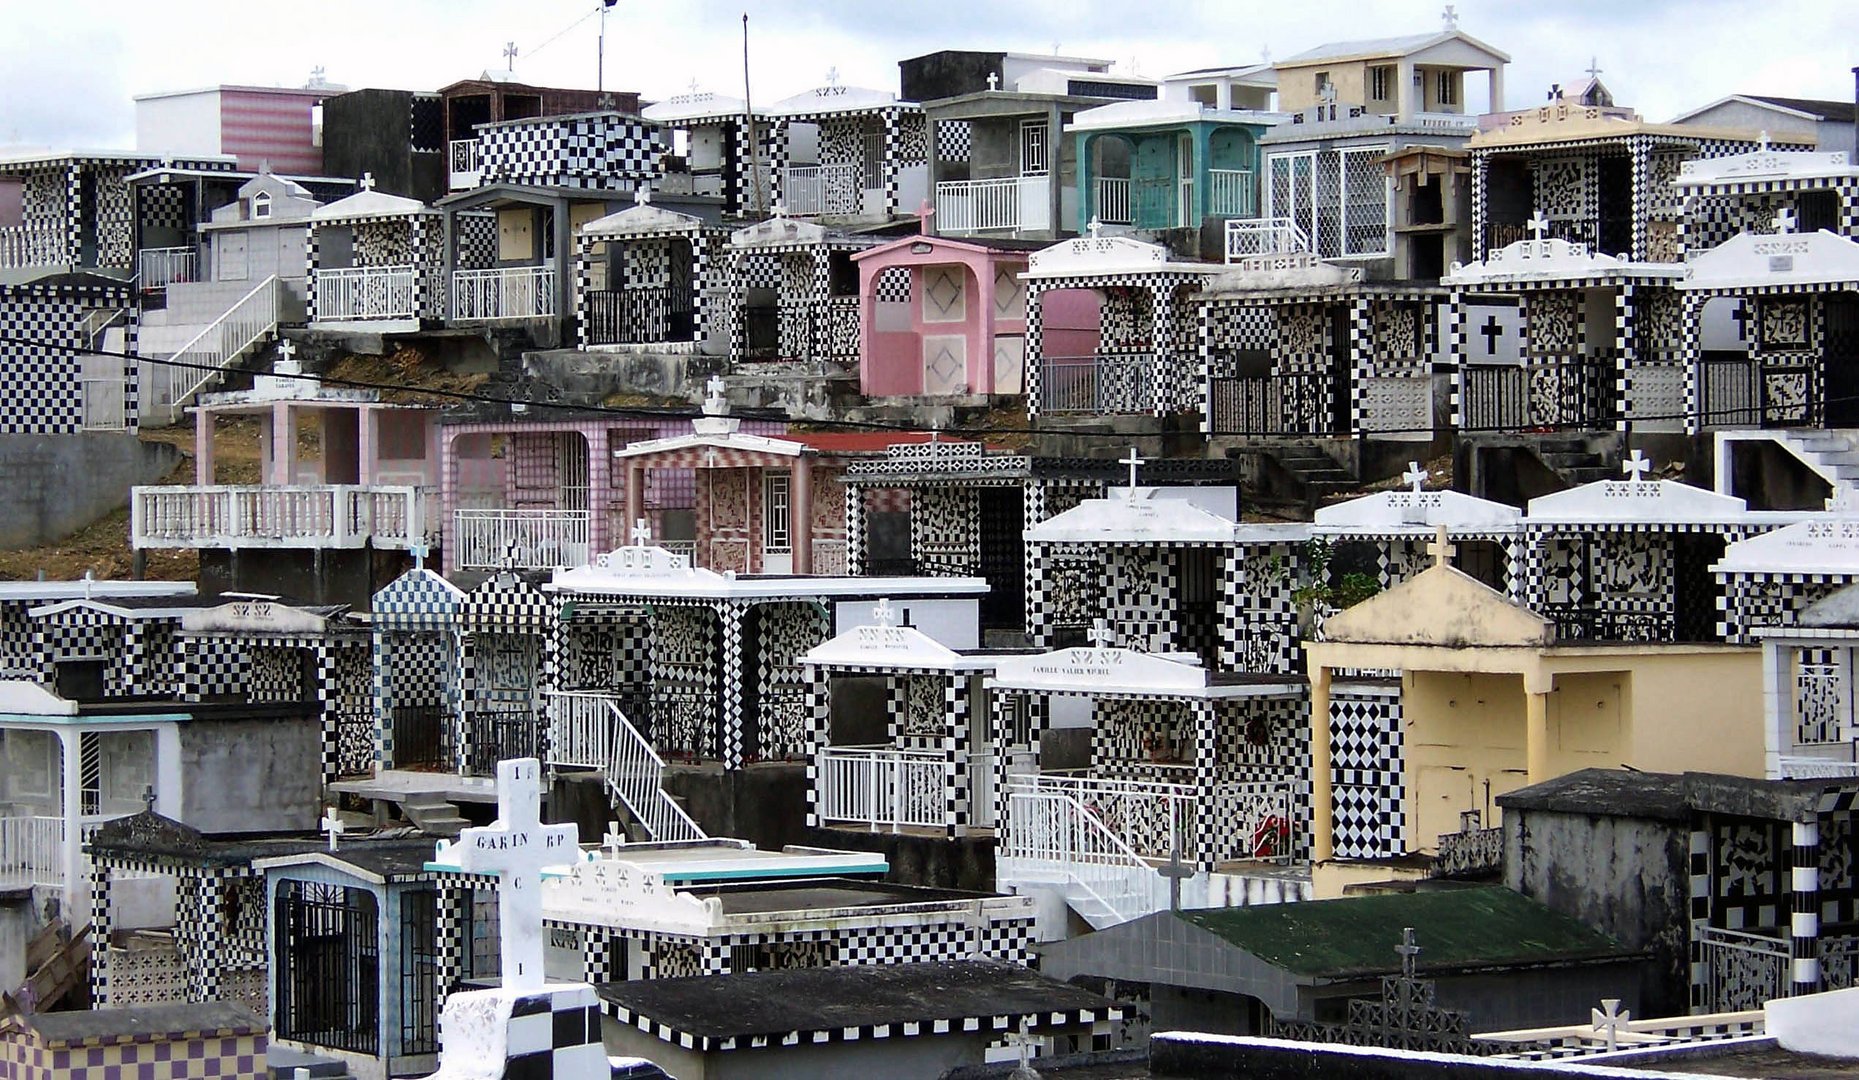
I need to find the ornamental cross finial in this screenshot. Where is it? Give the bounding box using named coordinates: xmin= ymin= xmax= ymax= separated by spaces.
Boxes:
xmin=688 ymin=77 xmax=701 ymax=95
xmin=1120 ymin=446 xmax=1144 ymax=499
xmin=1442 ymin=4 xmax=1458 ymax=29
xmin=1759 ymin=129 xmax=1771 ymax=151
xmin=603 ymin=819 xmax=627 ymax=855
xmin=1591 ymin=998 xmax=1631 ymax=1052
xmin=871 ymin=597 xmax=898 ymax=628
xmin=408 ymin=539 xmax=429 ymax=571
xmin=1087 ymin=215 xmax=1103 ymax=239
xmin=631 ymin=517 xmax=652 ymax=546
xmin=1403 ymin=460 xmax=1428 ymax=493
xmin=1774 ymin=207 xmax=1797 ymax=235
xmin=1526 ymin=210 xmax=1549 ymax=241
xmin=1622 ymin=448 xmax=1652 ymax=482
xmin=321 ymin=805 xmax=345 ymax=852
xmin=1428 ymin=524 xmax=1456 ymax=569
xmin=504 ymin=41 xmax=519 ymax=71
xmin=635 ymin=185 xmax=652 ymax=205
xmin=825 ymin=66 xmax=839 ymax=88
xmin=1585 ymin=56 xmax=1603 ymax=81
xmin=704 ymin=373 xmax=728 ymax=413
xmin=359 ymin=172 xmax=377 ymax=192
xmin=1396 ymin=926 xmax=1423 ymax=979
xmin=276 ymin=338 xmax=296 ymax=365
xmin=142 ymin=785 xmax=157 ymax=813
xmin=1087 ymin=617 xmax=1116 ymax=649
xmin=987 ymin=72 xmax=1000 ymax=91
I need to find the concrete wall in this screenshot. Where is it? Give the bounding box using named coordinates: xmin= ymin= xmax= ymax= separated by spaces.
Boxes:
xmin=660 ymin=762 xmax=809 ymax=851
xmin=803 ymin=825 xmax=997 ymax=892
xmin=1149 ymin=1032 xmax=1672 ymax=1079
xmin=601 ymin=1016 xmax=993 ymax=1080
xmin=198 ymin=546 xmax=409 ymax=607
xmin=1504 ymin=806 xmax=1691 ymax=1015
xmin=901 ymin=52 xmax=1005 ymax=104
xmin=137 ymin=91 xmax=223 ymax=160
xmin=0 ymin=891 xmax=33 ymax=999
xmin=0 ymin=433 xmax=180 ymax=549
xmin=178 ymin=714 xmax=324 ymax=833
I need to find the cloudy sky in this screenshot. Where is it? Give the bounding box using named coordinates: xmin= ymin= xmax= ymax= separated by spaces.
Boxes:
xmin=2 ymin=0 xmax=1851 ymax=148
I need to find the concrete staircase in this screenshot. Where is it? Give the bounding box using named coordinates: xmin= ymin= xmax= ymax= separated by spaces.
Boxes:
xmin=402 ymin=792 xmax=471 ymax=838
xmin=1531 ymin=435 xmax=1616 ymax=488
xmin=1239 ymin=441 xmax=1357 ymax=510
xmin=1759 ymin=429 xmax=1859 ymax=490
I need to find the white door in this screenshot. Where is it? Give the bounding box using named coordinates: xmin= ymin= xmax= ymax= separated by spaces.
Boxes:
xmin=761 ymin=472 xmax=794 ymax=573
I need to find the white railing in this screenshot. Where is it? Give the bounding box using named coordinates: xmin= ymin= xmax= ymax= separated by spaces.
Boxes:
xmin=781 ymin=163 xmax=861 ymax=217
xmin=1225 ymin=216 xmax=1312 ymax=261
xmin=0 ymin=816 xmax=65 ymax=889
xmin=1475 ymin=1010 xmax=1765 ymax=1059
xmin=0 ymin=225 xmax=65 ymax=269
xmin=449 ymin=139 xmax=483 ymax=190
xmin=138 ymin=275 xmax=280 ymax=425
xmin=454 ymin=508 xmax=592 ymax=570
xmin=1207 ymin=169 xmax=1257 ymax=218
xmin=1778 ymin=753 xmax=1859 ymax=779
xmin=544 ymin=690 xmax=704 ymax=843
xmin=1016 ymin=773 xmax=1295 ymax=864
xmin=817 ymin=746 xmax=947 ymax=831
xmin=1002 ymin=789 xmax=1156 ymax=928
xmin=314 ymin=264 xmax=417 ymax=322
xmin=1177 ymin=176 xmax=1196 ymax=228
xmin=935 ymin=176 xmax=1050 ymax=233
xmin=972 ymin=750 xmax=999 ymax=830
xmin=131 ymin=484 xmax=430 ymax=550
xmin=137 ymin=247 xmax=197 ymax=290
xmin=1095 ymin=178 xmax=1132 ymax=226
xmin=1039 ymin=352 xmax=1155 ymax=415
xmin=79 ymin=374 xmax=129 ymax=432
xmin=451 ymin=266 xmax=556 ymax=321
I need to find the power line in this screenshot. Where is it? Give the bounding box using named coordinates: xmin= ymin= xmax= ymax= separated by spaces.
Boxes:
xmin=522 ymin=4 xmax=604 ymax=63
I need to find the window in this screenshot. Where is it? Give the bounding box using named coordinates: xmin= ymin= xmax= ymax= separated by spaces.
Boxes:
xmin=763 ymin=472 xmax=791 ymax=554
xmin=1369 ymin=66 xmax=1393 ymax=102
xmin=251 ymin=190 xmax=272 ymax=219
xmin=1437 ymin=71 xmax=1458 ymax=106
xmin=1314 ymin=71 xmax=1333 ymax=98
xmin=1019 ymin=120 xmax=1049 ymax=176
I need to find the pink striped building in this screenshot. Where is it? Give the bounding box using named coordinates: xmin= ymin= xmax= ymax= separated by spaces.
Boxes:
xmin=136 ymin=85 xmax=332 ymax=174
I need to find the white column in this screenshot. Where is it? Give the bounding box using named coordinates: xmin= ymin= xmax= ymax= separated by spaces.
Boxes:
xmin=57 ymin=729 xmax=81 ymax=915
xmin=1762 ymin=640 xmax=1789 ymax=779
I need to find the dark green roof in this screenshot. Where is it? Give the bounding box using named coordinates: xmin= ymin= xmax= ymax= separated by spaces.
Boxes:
xmin=1176 ymin=887 xmax=1630 ymax=978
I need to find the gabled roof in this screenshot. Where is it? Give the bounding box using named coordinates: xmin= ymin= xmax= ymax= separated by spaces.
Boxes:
xmin=1443 ymin=237 xmax=1683 ymax=286
xmin=1026 ymin=489 xmax=1238 ymax=544
xmin=643 ymin=91 xmax=757 ymax=124
xmin=1276 ymin=29 xmax=1510 ymax=68
xmin=1673 ymin=149 xmax=1859 ymax=187
xmin=0 ymin=579 xmax=194 ymax=604
xmin=1066 ymin=98 xmax=1283 ymax=133
xmin=1023 ymin=234 xmax=1218 ymax=279
xmin=850 ymin=232 xmax=1045 ymax=264
xmin=1313 ymin=487 xmax=1521 ymax=535
xmin=0 ymin=681 xmax=78 ymax=716
xmin=312 ymin=188 xmax=428 ymax=221
xmin=801 ymin=619 xmax=992 ymax=671
xmin=1799 ymin=582 xmax=1859 ymax=630
xmin=1714 ymin=515 xmax=1859 ymax=577
xmin=1319 ymin=562 xmax=1553 ymax=648
xmin=1525 ymin=478 xmax=1756 ymax=526
xmin=580 ymin=200 xmax=711 ymax=238
xmin=1680 ymin=230 xmax=1859 ymax=292
xmin=768 ymin=84 xmax=909 ymax=116
xmin=1670 ymin=94 xmax=1857 ymax=126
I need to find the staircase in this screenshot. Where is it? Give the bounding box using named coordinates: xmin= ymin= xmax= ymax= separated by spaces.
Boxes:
xmin=402 ymin=793 xmax=470 ymax=838
xmin=1241 ymin=441 xmax=1358 ymax=510
xmin=138 ymin=275 xmax=281 ymax=427
xmin=998 ymin=789 xmax=1158 ymax=930
xmin=8 ymin=919 xmax=90 ymax=1013
xmin=1752 ymin=429 xmax=1859 ymax=494
xmin=544 ymin=691 xmax=705 ymax=843
xmin=1531 ymin=435 xmax=1616 ymax=488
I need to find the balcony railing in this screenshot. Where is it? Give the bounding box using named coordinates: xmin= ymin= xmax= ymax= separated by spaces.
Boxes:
xmin=1015 ymin=773 xmax=1296 ymax=864
xmin=453 ymin=508 xmax=591 ymax=570
xmin=1700 ymin=358 xmax=1765 ymax=429
xmin=781 ymin=163 xmax=861 ymax=217
xmin=465 ymin=708 xmax=543 ymax=778
xmin=1544 ymin=604 xmax=1679 ymax=644
xmin=1224 ymin=216 xmax=1310 ymax=261
xmin=451 ymin=266 xmax=555 ymax=321
xmin=132 ymin=485 xmax=435 ymax=550
xmin=1209 ymin=372 xmax=1340 ymax=436
xmin=1095 ymin=178 xmax=1132 ymax=226
xmin=1486 ymin=218 xmax=1598 ymax=254
xmin=935 ymin=176 xmax=1050 ymax=233
xmin=0 ymin=816 xmax=64 ymax=888
xmin=1777 ymin=752 xmax=1859 ymax=780
xmin=1039 ymin=353 xmax=1155 ymax=415
xmin=585 ymin=285 xmax=696 ymax=345
xmin=314 ymin=264 xmax=417 ymax=322
xmin=817 ymin=746 xmax=947 ymax=831
xmin=0 ymin=225 xmax=65 ymax=269
xmin=1461 ymin=359 xmax=1612 ymax=432
xmin=137 ymin=247 xmax=197 ymax=290
xmin=1434 ymin=825 xmax=1504 ymax=878
xmin=449 ymin=139 xmax=482 ymax=190
xmin=1207 ymin=169 xmax=1257 ymax=218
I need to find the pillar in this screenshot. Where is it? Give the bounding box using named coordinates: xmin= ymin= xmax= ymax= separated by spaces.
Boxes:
xmin=792 ymin=455 xmax=814 ymax=575
xmin=1488 ymin=66 xmax=1505 ymax=114
xmin=1310 ymin=665 xmax=1334 ymax=863
xmin=720 ymin=603 xmax=746 ymax=769
xmin=586 ymin=428 xmax=611 ymax=554
xmin=58 ymin=729 xmax=82 ymax=918
xmin=270 ymin=401 xmax=296 ymax=485
xmin=624 ymin=463 xmax=645 ymax=542
xmin=1525 ymin=676 xmax=1552 ymax=783
xmin=1790 ymin=819 xmax=1822 ymax=996
xmin=88 ymin=861 xmax=113 ymax=1005
xmin=194 ymin=409 xmax=216 ymax=484
xmin=947 ymin=675 xmax=970 ymax=839
xmin=191 ymin=871 xmax=226 ymax=1002
xmin=1191 ymin=698 xmax=1218 ymax=871
xmin=804 ymin=664 xmax=829 ymax=828
xmin=358 ymin=407 xmax=378 ymax=487
xmin=1762 ymin=640 xmax=1789 ymax=779
xmin=1046 ymin=103 xmax=1064 ymax=235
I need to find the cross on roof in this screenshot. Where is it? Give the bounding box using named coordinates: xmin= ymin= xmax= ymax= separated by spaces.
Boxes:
xmin=704 ymin=373 xmax=728 ymax=412
xmin=1622 ymin=448 xmax=1652 ymax=482
xmin=1759 ymin=129 xmax=1771 ymax=151
xmin=142 ymin=785 xmax=157 ymax=813
xmin=408 ymin=539 xmax=429 ymax=571
xmin=1585 ymin=56 xmax=1603 ymax=80
xmin=634 ymin=185 xmax=652 ymax=205
xmin=1120 ymin=446 xmax=1144 ymax=499
xmin=825 ymin=66 xmax=840 ymax=87
xmin=452 ymin=758 xmax=580 ymax=992
xmin=688 ymin=78 xmax=701 ymax=95
xmin=1526 ymin=210 xmax=1550 ymax=241
xmin=321 ymin=805 xmax=346 ymax=852
xmin=1427 ymin=524 xmax=1456 ymax=569
xmin=1403 ymin=460 xmax=1428 ymax=493
xmin=1086 ymin=617 xmax=1116 ymax=649
xmin=871 ymin=597 xmax=898 ymax=628
xmin=504 ymin=41 xmax=519 ymax=71
xmin=1591 ymin=998 xmax=1630 ymax=1051
xmin=1395 ymin=926 xmax=1423 ymax=979
xmin=1774 ymin=207 xmax=1797 ymax=235
xmin=603 ymin=819 xmax=627 ymax=856
xmin=986 ymin=72 xmax=1000 ymax=91
xmin=1087 ymin=216 xmax=1103 ymax=239
xmin=1441 ymin=4 xmax=1458 ymax=29
xmin=631 ymin=517 xmax=652 ymax=546
xmin=359 ymin=172 xmax=377 ymax=192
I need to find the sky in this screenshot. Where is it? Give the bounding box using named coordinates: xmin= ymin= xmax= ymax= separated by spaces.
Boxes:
xmin=1 ymin=0 xmax=1852 ymax=149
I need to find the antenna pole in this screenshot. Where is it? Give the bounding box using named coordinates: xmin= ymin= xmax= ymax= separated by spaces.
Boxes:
xmin=743 ymin=13 xmax=765 ymax=215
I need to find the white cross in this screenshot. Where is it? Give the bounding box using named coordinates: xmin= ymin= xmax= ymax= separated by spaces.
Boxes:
xmin=504 ymin=41 xmax=519 ymax=71
xmin=453 ymin=758 xmax=581 ymax=992
xmin=408 ymin=540 xmax=429 ymax=571
xmin=1622 ymin=449 xmax=1652 ymax=482
xmin=1087 ymin=216 xmax=1103 ymax=239
xmin=631 ymin=517 xmax=652 ymax=546
xmin=359 ymin=172 xmax=377 ymax=192
xmin=1120 ymin=446 xmax=1144 ymax=495
xmin=705 ymin=373 xmax=728 ymax=411
xmin=1318 ymin=81 xmax=1338 ymax=106
xmin=1441 ymin=3 xmax=1458 ymax=29
xmin=321 ymin=806 xmax=346 ymax=852
xmin=276 ymin=338 xmax=296 ymax=365
xmin=1428 ymin=524 xmax=1456 ymax=569
xmin=1759 ymin=129 xmax=1771 ymax=151
xmin=1086 ymin=617 xmax=1116 ymax=649
xmin=825 ymin=66 xmax=839 ymax=87
xmin=634 ymin=185 xmax=652 ymax=206
xmin=1402 ymin=460 xmax=1428 ymax=493
xmin=688 ymin=78 xmax=701 ymax=95
xmin=1774 ymin=207 xmax=1797 ymax=235
xmin=986 ymin=72 xmax=1000 ymax=92
xmin=1526 ymin=210 xmax=1550 ymax=240
xmin=871 ymin=597 xmax=898 ymax=627
xmin=603 ymin=819 xmax=627 ymax=855
xmin=1591 ymin=998 xmax=1631 ymax=1051
xmin=1395 ymin=926 xmax=1423 ymax=979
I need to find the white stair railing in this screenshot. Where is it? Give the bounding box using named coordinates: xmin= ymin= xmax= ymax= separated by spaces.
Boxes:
xmin=545 ymin=691 xmax=704 ymax=843
xmin=141 ymin=275 xmax=280 ymax=425
xmin=1003 ymin=789 xmax=1157 ymax=927
xmin=1225 ymin=216 xmax=1311 ymax=261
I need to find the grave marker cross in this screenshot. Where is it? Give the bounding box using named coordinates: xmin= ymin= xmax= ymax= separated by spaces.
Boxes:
xmin=1773 ymin=207 xmax=1797 ymax=235
xmin=1427 ymin=525 xmax=1456 ymax=569
xmin=1526 ymin=210 xmax=1550 ymax=241
xmin=1622 ymin=448 xmax=1652 ymax=482
xmin=1086 ymin=617 xmax=1116 ymax=649
xmin=454 ymin=758 xmax=580 ymax=992
xmin=1120 ymin=446 xmax=1144 ymax=501
xmin=1402 ymin=461 xmax=1428 ymax=493
xmin=1395 ymin=926 xmax=1422 ymax=980
xmin=321 ymin=806 xmax=346 ymax=852
xmin=1591 ymin=998 xmax=1630 ymax=1051
xmin=631 ymin=517 xmax=653 ymax=546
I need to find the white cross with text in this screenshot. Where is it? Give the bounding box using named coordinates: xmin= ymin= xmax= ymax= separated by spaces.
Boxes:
xmin=453 ymin=758 xmax=580 ymax=992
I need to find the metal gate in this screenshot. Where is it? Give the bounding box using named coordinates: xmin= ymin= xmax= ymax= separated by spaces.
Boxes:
xmin=977 ymin=486 xmax=1025 ymax=631
xmin=275 ymin=881 xmax=380 ymax=1055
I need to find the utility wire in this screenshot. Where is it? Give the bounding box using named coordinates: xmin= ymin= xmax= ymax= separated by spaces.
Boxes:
xmin=523 ymin=4 xmax=604 ymax=62
xmin=0 ymin=331 xmax=1823 ymax=441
